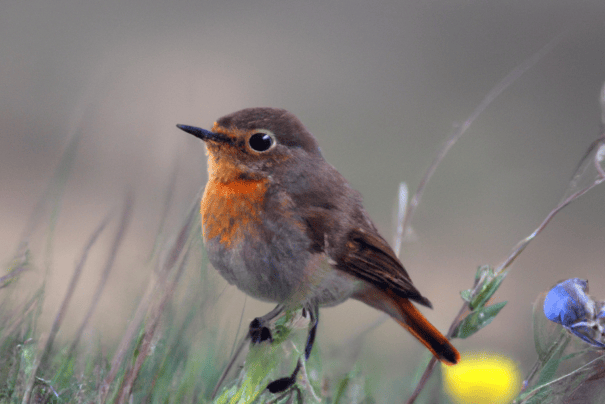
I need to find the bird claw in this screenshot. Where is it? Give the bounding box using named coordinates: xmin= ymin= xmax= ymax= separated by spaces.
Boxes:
xmin=249 ymin=317 xmax=273 ymax=344
xmin=266 ymin=359 xmax=301 ymax=393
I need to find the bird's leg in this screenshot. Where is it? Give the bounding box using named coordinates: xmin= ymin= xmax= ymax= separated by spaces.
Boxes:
xmin=266 ymin=358 xmax=302 ymax=393
xmin=267 ymin=305 xmax=319 ymax=394
xmin=250 ymin=304 xmax=284 ymax=344
xmin=303 ymin=305 xmax=319 ymax=360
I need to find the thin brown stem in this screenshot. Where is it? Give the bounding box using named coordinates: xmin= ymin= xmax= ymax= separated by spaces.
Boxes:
xmin=69 ymin=192 xmax=133 ymax=357
xmin=406 ymin=153 xmax=603 ymax=404
xmin=400 ymin=33 xmax=564 ymax=240
xmin=0 ymin=265 xmax=29 ymax=289
xmin=116 ymin=248 xmax=191 ymax=403
xmin=403 ymin=35 xmax=564 ymax=404
xmin=98 ymin=194 xmax=199 ymax=403
xmin=37 ymin=214 xmax=111 ymax=367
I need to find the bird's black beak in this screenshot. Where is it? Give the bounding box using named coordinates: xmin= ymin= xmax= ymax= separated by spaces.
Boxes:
xmin=176 ymin=124 xmax=232 ymax=144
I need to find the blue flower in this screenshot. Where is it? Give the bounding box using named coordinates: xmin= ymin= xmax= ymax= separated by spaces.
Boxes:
xmin=543 ymin=278 xmax=605 ymax=349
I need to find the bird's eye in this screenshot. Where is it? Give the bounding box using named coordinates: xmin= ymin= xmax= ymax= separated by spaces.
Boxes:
xmin=248 ymin=132 xmax=274 ymax=152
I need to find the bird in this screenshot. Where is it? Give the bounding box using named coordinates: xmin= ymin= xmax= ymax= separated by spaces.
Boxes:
xmin=177 ymin=107 xmax=459 ymax=391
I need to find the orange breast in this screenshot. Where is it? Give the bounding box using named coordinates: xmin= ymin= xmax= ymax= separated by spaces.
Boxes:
xmin=201 ymin=178 xmax=268 ymax=247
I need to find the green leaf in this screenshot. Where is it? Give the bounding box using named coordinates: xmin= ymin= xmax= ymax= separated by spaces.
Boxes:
xmin=214 ymin=309 xmax=318 ymax=404
xmin=470 ymin=267 xmax=508 ymax=310
xmin=474 ymin=265 xmax=490 ymax=285
xmin=516 ymin=387 xmax=550 ymax=404
xmin=535 ymin=332 xmax=571 ymax=387
xmin=460 ymin=289 xmax=472 ymax=303
xmin=215 ymin=332 xmax=293 ymax=404
xmin=452 ymin=301 xmax=507 ymax=339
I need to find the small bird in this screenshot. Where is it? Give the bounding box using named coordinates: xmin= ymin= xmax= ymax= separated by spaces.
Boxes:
xmin=177 ymin=108 xmax=459 ymax=386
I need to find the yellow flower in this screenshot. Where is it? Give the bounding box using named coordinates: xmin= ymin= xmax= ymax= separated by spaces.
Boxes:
xmin=442 ymin=351 xmax=521 ymax=404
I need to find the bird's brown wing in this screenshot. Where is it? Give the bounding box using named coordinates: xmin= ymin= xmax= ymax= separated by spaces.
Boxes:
xmin=333 ymin=227 xmax=433 ymax=308
xmin=287 ymin=160 xmax=432 ymax=308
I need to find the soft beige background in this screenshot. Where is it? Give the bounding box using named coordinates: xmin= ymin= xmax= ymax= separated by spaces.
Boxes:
xmin=1 ymin=0 xmax=604 ymax=387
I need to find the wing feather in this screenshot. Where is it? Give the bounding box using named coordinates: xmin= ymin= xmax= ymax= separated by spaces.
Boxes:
xmin=334 ymin=228 xmax=432 ymax=308
xmin=286 ymin=160 xmax=432 ymax=308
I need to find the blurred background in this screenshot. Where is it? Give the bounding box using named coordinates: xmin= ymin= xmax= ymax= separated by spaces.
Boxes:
xmin=1 ymin=0 xmax=604 ymax=394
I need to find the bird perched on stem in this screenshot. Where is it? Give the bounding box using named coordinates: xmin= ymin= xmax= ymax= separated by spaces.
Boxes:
xmin=177 ymin=107 xmax=459 ymax=392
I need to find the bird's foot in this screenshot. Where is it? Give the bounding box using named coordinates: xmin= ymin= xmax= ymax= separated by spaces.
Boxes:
xmin=266 ymin=359 xmax=301 ymax=393
xmin=249 ymin=317 xmax=274 ymax=344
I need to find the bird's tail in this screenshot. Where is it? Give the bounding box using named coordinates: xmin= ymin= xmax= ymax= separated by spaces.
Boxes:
xmin=355 ymin=288 xmax=460 ymax=365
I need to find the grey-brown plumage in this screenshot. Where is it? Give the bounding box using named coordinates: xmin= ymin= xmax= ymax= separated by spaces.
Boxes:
xmin=177 ymin=107 xmax=459 ymax=365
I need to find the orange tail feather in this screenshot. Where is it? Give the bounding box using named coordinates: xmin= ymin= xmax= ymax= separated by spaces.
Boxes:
xmin=356 ymin=289 xmax=460 ymax=365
